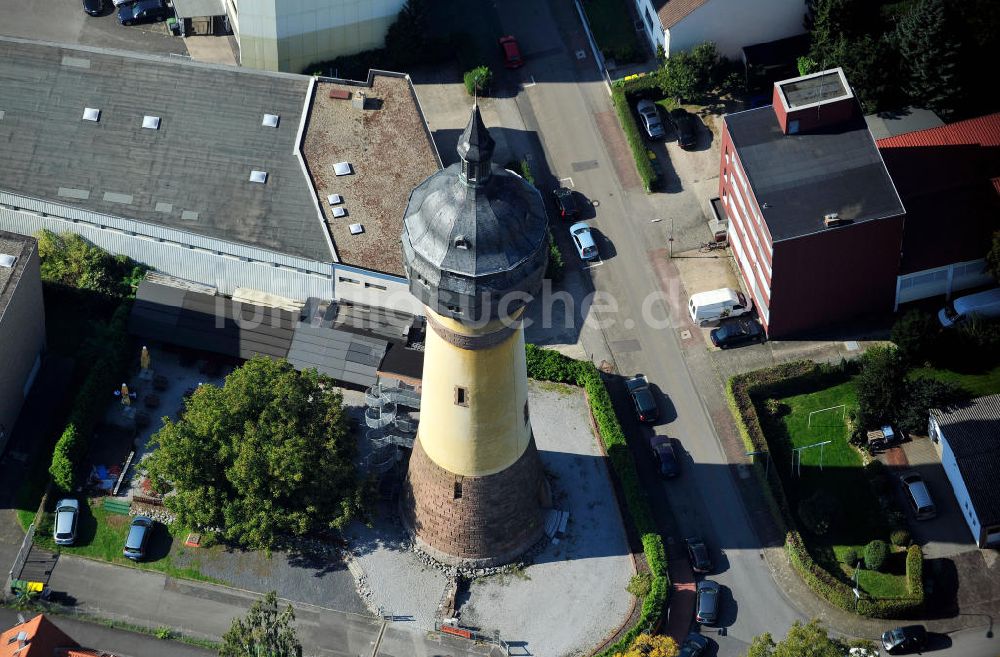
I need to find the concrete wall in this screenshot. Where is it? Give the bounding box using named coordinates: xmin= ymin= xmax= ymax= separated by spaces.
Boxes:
xmin=416 ymin=308 xmax=531 ymax=478
xmin=232 ymin=0 xmax=404 ymax=72
xmin=668 ymin=0 xmax=804 ymax=58
xmin=0 ymin=242 xmax=45 ymax=453
xmin=633 ymin=0 xmax=667 ymax=55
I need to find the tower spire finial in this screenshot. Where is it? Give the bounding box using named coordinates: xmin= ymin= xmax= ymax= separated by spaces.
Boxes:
xmin=457 ymin=105 xmax=495 ymax=187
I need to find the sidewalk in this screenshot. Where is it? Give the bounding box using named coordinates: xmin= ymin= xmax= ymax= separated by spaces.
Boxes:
xmin=43 ymin=554 xmax=495 ymax=657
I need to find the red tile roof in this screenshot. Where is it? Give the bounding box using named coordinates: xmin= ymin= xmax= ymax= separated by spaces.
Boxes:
xmin=876 ymin=112 xmax=1000 ymax=149
xmin=1 ymin=615 xmax=78 ymax=657
xmin=655 ymin=0 xmax=712 ymax=29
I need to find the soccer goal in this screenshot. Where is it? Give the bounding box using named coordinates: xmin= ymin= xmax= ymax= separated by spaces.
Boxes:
xmin=807 ymin=404 xmax=847 ymax=428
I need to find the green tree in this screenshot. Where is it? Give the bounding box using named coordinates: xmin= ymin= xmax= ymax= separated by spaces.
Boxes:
xmin=613 ymin=633 xmax=678 ymax=657
xmin=220 ymin=591 xmax=302 ymax=657
xmin=384 ymin=0 xmax=430 ymax=68
xmin=657 ymin=42 xmax=721 ymax=102
xmin=35 ymin=229 xmax=145 ymax=298
xmin=855 ymin=345 xmax=907 ymax=431
xmin=891 ymin=309 xmax=939 ymax=365
xmin=746 ymin=619 xmax=874 ymax=657
xmin=463 ymin=65 xmax=493 ymax=96
xmin=987 ymin=230 xmax=1000 ymax=282
xmin=895 ymin=0 xmax=963 ymax=118
xmin=898 ymin=377 xmax=966 ymax=433
xmin=146 ymin=357 xmax=364 ymax=549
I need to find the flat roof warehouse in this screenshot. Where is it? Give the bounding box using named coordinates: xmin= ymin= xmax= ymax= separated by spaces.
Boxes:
xmin=0 ymin=36 xmax=440 ymax=279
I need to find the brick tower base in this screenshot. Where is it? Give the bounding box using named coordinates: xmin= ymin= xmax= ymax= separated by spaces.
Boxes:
xmin=400 ymin=436 xmax=549 ymax=567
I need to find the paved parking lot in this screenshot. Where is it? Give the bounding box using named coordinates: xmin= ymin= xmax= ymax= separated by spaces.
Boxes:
xmin=0 ymin=0 xmax=187 ymax=56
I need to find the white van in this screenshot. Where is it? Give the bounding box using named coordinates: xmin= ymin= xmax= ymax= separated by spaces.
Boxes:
xmin=938 ymin=287 xmax=1000 ymax=327
xmin=688 ymin=288 xmax=753 ymax=326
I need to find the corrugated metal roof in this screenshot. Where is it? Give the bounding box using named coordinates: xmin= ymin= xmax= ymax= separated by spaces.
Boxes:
xmin=876 ymin=112 xmax=1000 ymax=149
xmin=932 ymin=394 xmax=1000 ymax=527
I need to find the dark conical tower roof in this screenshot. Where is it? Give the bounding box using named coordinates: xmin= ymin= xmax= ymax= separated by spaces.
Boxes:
xmin=401 ymin=107 xmax=549 ymax=323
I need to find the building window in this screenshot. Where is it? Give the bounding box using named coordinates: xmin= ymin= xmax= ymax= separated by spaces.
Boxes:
xmin=644 ymin=7 xmax=654 ymax=34
xmin=365 ymin=282 xmax=387 ymax=290
xmin=455 ymin=386 xmax=469 ymax=407
xmin=524 ymin=400 xmax=530 ymax=424
xmin=338 ymin=276 xmax=360 ymax=284
xmin=788 ymin=119 xmax=800 ymax=134
xmin=454 ymin=478 xmax=463 ymax=499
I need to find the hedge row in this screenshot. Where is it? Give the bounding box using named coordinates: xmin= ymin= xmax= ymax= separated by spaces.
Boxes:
xmin=610 ymin=88 xmax=657 ymax=193
xmin=524 ymin=345 xmax=667 ymax=651
xmin=49 ymin=302 xmax=133 ymax=492
xmin=727 ymin=361 xmax=924 ymax=618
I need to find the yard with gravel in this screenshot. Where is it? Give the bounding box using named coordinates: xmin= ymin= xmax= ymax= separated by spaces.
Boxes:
xmin=345 ymin=380 xmax=635 ymax=656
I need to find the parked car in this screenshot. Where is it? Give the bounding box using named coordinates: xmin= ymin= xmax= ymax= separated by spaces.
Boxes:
xmin=625 ymin=374 xmax=658 ymax=423
xmin=668 ymin=108 xmax=700 ymax=149
xmin=53 ymin=499 xmax=80 ymax=546
xmin=123 ymin=515 xmax=154 ymax=560
xmin=569 ymin=221 xmax=598 ymax=261
xmin=636 ymin=100 xmax=665 ymax=139
xmin=649 ymin=435 xmax=679 ymax=478
xmin=899 ymin=471 xmax=936 ymax=520
xmin=553 ymin=187 xmax=580 ymax=219
xmin=678 ymin=633 xmax=709 ymax=657
xmin=695 ymin=580 xmax=720 ymax=625
xmin=710 ymin=317 xmax=765 ymax=349
xmin=498 ymin=35 xmax=524 ymax=69
xmin=83 ymin=0 xmax=105 ymax=16
xmin=881 ymin=625 xmax=927 ymax=654
xmin=685 ymin=536 xmax=712 ymax=574
xmin=117 ymin=0 xmax=172 ymax=25
xmin=938 ymin=287 xmax=1000 ymax=327
xmin=689 ymin=287 xmax=753 ymax=326
xmin=112 ymin=0 xmax=136 ymax=7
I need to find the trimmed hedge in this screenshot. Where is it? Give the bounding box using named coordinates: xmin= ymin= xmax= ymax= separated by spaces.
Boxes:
xmin=728 ymin=361 xmax=925 ymax=618
xmin=524 ymin=345 xmax=667 ymax=652
xmin=610 ymin=88 xmax=657 ymax=193
xmin=49 ymin=302 xmax=133 ymax=492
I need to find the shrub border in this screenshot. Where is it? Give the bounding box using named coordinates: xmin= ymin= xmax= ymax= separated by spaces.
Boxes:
xmin=726 ymin=360 xmax=924 ymax=618
xmin=525 ymin=345 xmax=667 ymax=653
xmin=610 ymin=88 xmax=657 ymax=193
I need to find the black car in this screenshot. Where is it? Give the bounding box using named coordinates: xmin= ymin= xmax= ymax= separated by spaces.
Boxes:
xmin=118 ymin=0 xmax=172 ymax=25
xmin=685 ymin=537 xmax=712 ymax=573
xmin=649 ymin=435 xmax=679 ymax=478
xmin=695 ymin=580 xmax=720 ymax=625
xmin=625 ymin=374 xmax=658 ymax=423
xmin=553 ymin=187 xmax=579 ymax=219
xmin=83 ymin=0 xmax=105 ymax=16
xmin=710 ymin=318 xmax=765 ymax=349
xmin=882 ymin=625 xmax=927 ymax=654
xmin=669 ymin=108 xmax=700 ymax=149
xmin=678 ymin=633 xmax=709 ymax=657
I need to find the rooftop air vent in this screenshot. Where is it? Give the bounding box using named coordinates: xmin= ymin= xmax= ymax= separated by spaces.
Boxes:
xmin=332 ymin=207 xmax=347 ymax=218
xmin=82 ymin=107 xmax=100 ymax=122
xmin=823 ymin=212 xmax=845 ymax=227
xmin=454 ymin=236 xmax=470 ymax=250
xmin=0 ymin=254 xmax=16 ymax=268
xmin=142 ymin=115 xmax=161 ymax=130
xmin=333 ymin=162 xmax=352 ymax=176
xmin=349 ymin=223 xmax=364 ymax=235
xmin=327 ymin=194 xmax=343 ymax=205
xmin=249 ymin=170 xmax=268 ymax=184
xmin=352 ymin=92 xmax=367 ymax=110
xmin=262 ymin=113 xmax=279 ymax=128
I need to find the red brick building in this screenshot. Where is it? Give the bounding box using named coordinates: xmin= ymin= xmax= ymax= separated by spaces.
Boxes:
xmin=717 ymin=68 xmax=906 ymax=337
xmin=877 ymin=113 xmax=1000 ymax=307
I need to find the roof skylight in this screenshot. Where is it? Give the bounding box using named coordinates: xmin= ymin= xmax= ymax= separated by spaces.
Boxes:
xmin=83 ymin=107 xmax=100 ymax=122
xmin=262 ymin=113 xmax=279 ymax=128
xmin=142 ymin=115 xmax=161 ymax=130
xmin=334 ymin=162 xmax=352 ymax=176
xmin=249 ymin=170 xmax=268 ymax=184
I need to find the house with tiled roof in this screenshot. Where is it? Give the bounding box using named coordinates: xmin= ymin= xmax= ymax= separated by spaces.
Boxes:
xmin=634 ymin=0 xmax=805 ymax=59
xmin=877 ymin=112 xmax=1000 ymax=307
xmin=929 ymin=394 xmax=1000 ymax=548
xmin=0 ymin=615 xmax=110 ymax=657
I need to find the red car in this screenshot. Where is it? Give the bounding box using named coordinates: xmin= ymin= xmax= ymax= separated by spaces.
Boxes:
xmin=499 ymin=35 xmax=524 ymax=69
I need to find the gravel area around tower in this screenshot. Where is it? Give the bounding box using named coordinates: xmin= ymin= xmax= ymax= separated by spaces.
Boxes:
xmin=344 ymin=380 xmax=634 ymax=654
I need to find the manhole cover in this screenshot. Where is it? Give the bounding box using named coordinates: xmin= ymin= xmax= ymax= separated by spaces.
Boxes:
xmin=592 ymin=199 xmax=600 ymax=207
xmin=680 ymin=330 xmax=691 ymax=340
xmin=576 ymin=49 xmax=586 ymax=60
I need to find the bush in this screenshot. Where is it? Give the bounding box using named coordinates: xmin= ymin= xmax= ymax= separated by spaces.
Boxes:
xmin=898 ymin=377 xmax=967 ymax=434
xmin=864 ymin=539 xmax=889 ymax=571
xmin=891 ymin=309 xmax=939 ymax=365
xmin=891 ymin=529 xmax=911 ymax=547
xmin=626 ymin=572 xmax=652 ymax=598
xmin=764 ymin=398 xmax=789 ymax=417
xmin=855 ymin=344 xmax=907 ymax=432
xmin=842 ymin=547 xmax=859 ymax=567
xmin=463 ymin=65 xmax=493 ymax=97
xmin=610 ymin=88 xmax=657 ymax=192
xmin=36 ymin=230 xmax=146 ymax=299
xmin=546 ymin=231 xmax=564 ymax=283
xmin=797 ymin=490 xmax=840 ymax=536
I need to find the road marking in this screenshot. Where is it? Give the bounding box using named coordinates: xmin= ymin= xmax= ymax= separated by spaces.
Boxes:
xmin=524 ymin=75 xmax=537 ymax=88
xmin=559 ymin=177 xmax=574 ymax=187
xmin=582 ymin=258 xmax=605 ymax=270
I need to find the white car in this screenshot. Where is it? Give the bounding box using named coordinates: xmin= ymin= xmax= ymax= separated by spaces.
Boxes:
xmin=636 ymin=99 xmax=665 ymax=139
xmin=569 ymin=222 xmax=598 ymax=261
xmin=53 ymin=499 xmax=80 ymax=546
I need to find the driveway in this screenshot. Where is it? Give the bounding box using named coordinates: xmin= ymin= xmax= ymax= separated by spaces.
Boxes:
xmin=0 ymin=0 xmax=187 ymax=56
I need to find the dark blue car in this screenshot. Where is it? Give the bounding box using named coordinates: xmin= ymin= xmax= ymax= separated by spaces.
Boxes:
xmin=118 ymin=0 xmax=172 ymax=25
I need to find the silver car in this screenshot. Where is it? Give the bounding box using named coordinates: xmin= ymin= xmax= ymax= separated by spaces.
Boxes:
xmin=637 ymin=100 xmax=665 ymax=139
xmin=123 ymin=515 xmax=154 ymax=560
xmin=53 ymin=499 xmax=80 ymax=546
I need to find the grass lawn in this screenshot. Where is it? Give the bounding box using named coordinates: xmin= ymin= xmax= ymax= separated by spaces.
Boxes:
xmin=33 ymin=500 xmax=220 ymax=584
xmin=582 ymin=0 xmax=643 ymax=63
xmin=763 ymin=379 xmax=910 ymax=598
xmin=912 ymin=364 xmax=1000 ymax=398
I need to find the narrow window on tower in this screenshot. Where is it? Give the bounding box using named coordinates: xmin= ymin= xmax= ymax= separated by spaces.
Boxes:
xmin=524 ymin=400 xmax=530 ymax=424
xmin=454 ymin=478 xmax=463 ymax=499
xmin=455 ymin=386 xmax=469 ymax=407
